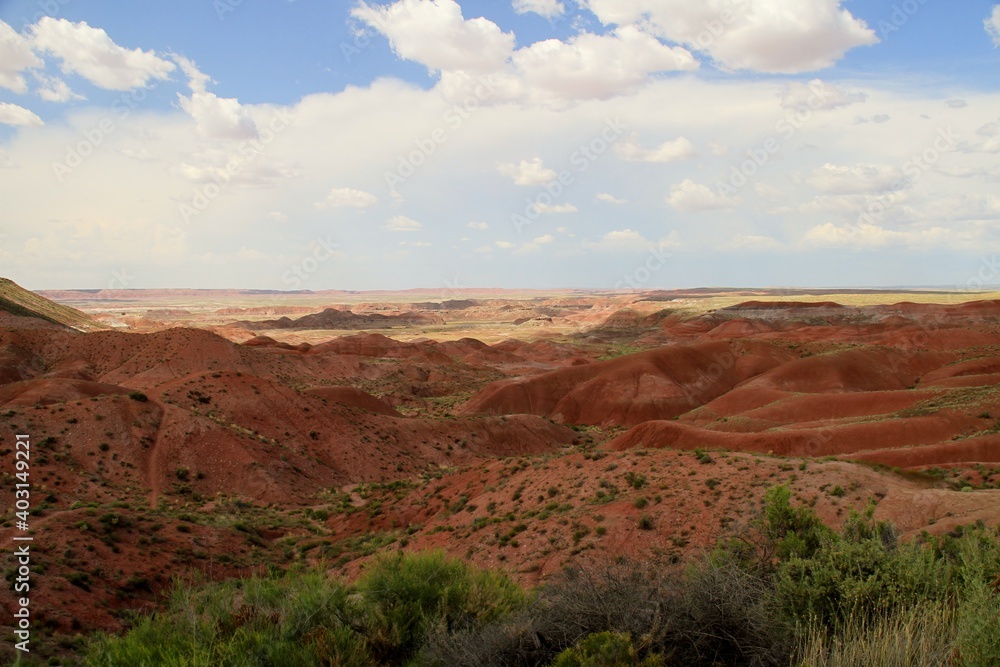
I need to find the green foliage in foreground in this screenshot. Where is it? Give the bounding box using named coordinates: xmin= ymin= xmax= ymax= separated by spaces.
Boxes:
xmin=87 ymin=486 xmax=1000 ymax=666
xmin=85 ymin=550 xmax=527 ymax=667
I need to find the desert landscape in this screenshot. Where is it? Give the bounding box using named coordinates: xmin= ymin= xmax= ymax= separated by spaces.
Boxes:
xmin=3 ymin=278 xmax=1000 ymax=663
xmin=3 ymin=2 xmax=999 ymax=663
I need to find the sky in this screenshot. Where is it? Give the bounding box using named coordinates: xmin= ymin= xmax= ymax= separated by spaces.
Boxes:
xmin=0 ymin=0 xmax=999 ymax=291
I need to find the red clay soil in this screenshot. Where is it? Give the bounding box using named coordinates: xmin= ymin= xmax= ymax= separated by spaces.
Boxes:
xmin=5 ymin=298 xmax=1000 ymax=654
xmin=460 ymin=340 xmax=798 ymax=427
xmin=323 ymin=449 xmax=1000 ymax=588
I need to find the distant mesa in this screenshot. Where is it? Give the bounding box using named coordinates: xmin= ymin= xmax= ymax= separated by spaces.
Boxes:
xmin=232 ymin=307 xmax=444 ymax=330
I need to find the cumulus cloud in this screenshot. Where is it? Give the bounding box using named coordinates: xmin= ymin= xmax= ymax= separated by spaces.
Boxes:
xmin=987 ymin=6 xmax=1000 ymax=46
xmin=960 ymin=121 xmax=1000 ymax=154
xmin=386 ymin=215 xmax=423 ymax=231
xmin=586 ymin=228 xmax=648 ymax=251
xmin=510 ymin=26 xmax=696 ymax=102
xmin=495 ymin=240 xmax=516 ymax=249
xmin=514 ymin=233 xmax=555 ymax=254
xmin=668 ymin=179 xmax=732 ymax=212
xmin=467 ymin=221 xmax=490 ymax=229
xmin=596 ymin=193 xmax=628 ymax=204
xmin=497 ymin=157 xmax=557 ymax=185
xmin=804 ymin=163 xmax=903 ymax=195
xmin=584 ymin=0 xmax=878 ymax=73
xmin=533 ymin=203 xmax=578 ymax=214
xmin=355 ymin=1 xmax=696 ymax=105
xmin=615 ymin=134 xmax=696 ymax=162
xmin=316 ymin=187 xmax=378 ymax=209
xmin=0 ymin=102 xmax=43 ymax=127
xmin=0 ymin=21 xmax=42 ymax=93
xmin=33 ymin=73 xmax=84 ymax=102
xmin=802 ymin=222 xmax=953 ymax=249
xmin=780 ymin=79 xmax=867 ymax=111
xmin=174 ymin=55 xmax=258 ymax=141
xmin=174 ymin=149 xmax=296 ymax=189
xmin=31 ymin=17 xmax=175 ymax=90
xmin=352 ymin=0 xmax=514 ymax=74
xmin=513 ymin=0 xmax=565 ymax=18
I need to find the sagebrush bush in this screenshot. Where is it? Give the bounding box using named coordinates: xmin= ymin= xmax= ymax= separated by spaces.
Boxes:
xmin=85 ymin=568 xmax=366 ymax=666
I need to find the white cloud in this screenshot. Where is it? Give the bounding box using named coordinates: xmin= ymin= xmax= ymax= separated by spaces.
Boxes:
xmin=804 ymin=163 xmax=903 ymax=195
xmin=511 ymin=26 xmax=696 ymax=102
xmin=0 ymin=21 xmax=42 ymax=93
xmin=513 ymin=0 xmax=565 ymax=18
xmin=352 ymin=0 xmax=514 ymax=74
xmin=584 ymin=0 xmax=878 ymax=73
xmin=174 ymin=149 xmax=296 ymax=189
xmin=802 ymin=222 xmax=954 ymax=249
xmin=515 ymin=233 xmax=555 ymax=254
xmin=987 ymin=6 xmax=1000 ymax=46
xmin=467 ymin=221 xmax=490 ymax=229
xmin=316 ymin=187 xmax=378 ymax=209
xmin=668 ymin=179 xmax=732 ymax=212
xmin=588 ymin=228 xmax=647 ymax=250
xmin=0 ymin=103 xmax=43 ymax=127
xmin=533 ymin=202 xmax=578 ymax=214
xmin=596 ymin=192 xmax=627 ymax=204
xmin=175 ymin=55 xmax=258 ymax=141
xmin=960 ymin=121 xmax=1000 ymax=154
xmin=355 ymin=1 xmax=695 ymax=105
xmin=615 ymin=134 xmax=696 ymax=162
xmin=780 ymin=79 xmax=867 ymax=111
xmin=33 ymin=73 xmax=84 ymax=102
xmin=268 ymin=211 xmax=289 ymax=223
xmin=30 ymin=17 xmax=175 ymax=90
xmin=497 ymin=157 xmax=556 ymax=185
xmin=387 ymin=215 xmax=423 ymax=232
xmin=495 ymin=240 xmax=516 ymax=249
xmin=708 ymin=141 xmax=730 ymax=157
xmin=935 ymin=165 xmax=1000 ymax=182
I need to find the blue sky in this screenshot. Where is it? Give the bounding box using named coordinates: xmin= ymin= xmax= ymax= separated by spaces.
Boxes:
xmin=1 ymin=0 xmax=998 ymax=290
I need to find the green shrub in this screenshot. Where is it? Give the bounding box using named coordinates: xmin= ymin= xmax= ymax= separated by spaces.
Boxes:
xmin=86 ymin=569 xmax=368 ymax=666
xmin=550 ymin=632 xmax=662 ymax=667
xmin=352 ymin=550 xmax=527 ymax=664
